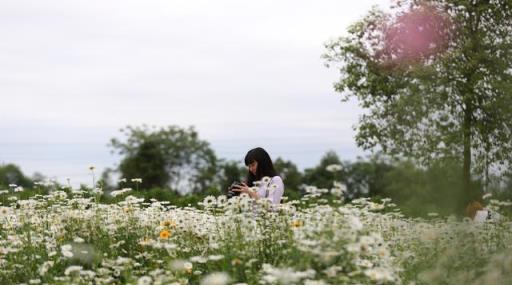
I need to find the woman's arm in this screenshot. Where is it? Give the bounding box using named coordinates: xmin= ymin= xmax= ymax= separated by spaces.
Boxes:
xmin=231 ymin=182 xmax=260 ymax=199
xmin=232 ymin=177 xmax=284 ymax=204
xmin=268 ymin=176 xmax=284 ymax=204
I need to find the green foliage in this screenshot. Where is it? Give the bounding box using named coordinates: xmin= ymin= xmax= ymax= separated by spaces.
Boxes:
xmin=303 ymin=151 xmax=344 ymax=189
xmin=381 ymin=158 xmax=476 ymax=217
xmin=344 ymin=156 xmax=395 ymax=199
xmin=0 ymin=164 xmax=32 ymax=188
xmin=110 ymin=125 xmax=218 ymax=193
xmin=98 ymin=167 xmax=115 ymax=191
xmin=324 ymin=0 xmax=512 ymax=197
xmin=119 ymin=139 xmax=170 ymax=189
xmin=301 ymin=151 xmax=395 ymax=201
xmin=217 ymin=160 xmax=246 ymax=195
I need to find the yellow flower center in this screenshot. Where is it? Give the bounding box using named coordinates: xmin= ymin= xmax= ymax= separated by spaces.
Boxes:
xmin=159 ymin=229 xmax=171 ymax=239
xmin=161 ymin=220 xmax=177 ymax=229
xmin=290 ymin=220 xmax=304 ymax=228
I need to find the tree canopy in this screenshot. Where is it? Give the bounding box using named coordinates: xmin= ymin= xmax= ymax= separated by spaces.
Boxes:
xmin=110 ymin=125 xmax=217 ymax=193
xmin=217 ymin=159 xmax=246 ymax=194
xmin=0 ymin=164 xmax=32 ymax=188
xmin=324 ymin=0 xmax=512 ymax=197
xmin=303 ymin=151 xmax=344 ymax=189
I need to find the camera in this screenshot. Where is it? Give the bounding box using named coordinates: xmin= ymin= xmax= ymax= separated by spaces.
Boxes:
xmin=227 ymin=181 xmax=242 ymax=198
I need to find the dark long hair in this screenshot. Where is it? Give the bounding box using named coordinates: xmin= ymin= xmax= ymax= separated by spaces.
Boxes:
xmin=244 ymin=147 xmax=278 ymax=187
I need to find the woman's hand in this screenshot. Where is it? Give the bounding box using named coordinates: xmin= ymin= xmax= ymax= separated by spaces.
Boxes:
xmin=231 ymin=182 xmax=257 ymax=199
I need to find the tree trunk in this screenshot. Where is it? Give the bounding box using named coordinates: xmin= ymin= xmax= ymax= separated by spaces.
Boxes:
xmin=462 ymin=101 xmax=472 ymax=202
xmin=462 ymin=5 xmax=482 ymax=203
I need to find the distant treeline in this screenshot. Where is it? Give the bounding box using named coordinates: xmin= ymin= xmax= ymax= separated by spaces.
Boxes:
xmin=2 ymin=125 xmax=511 ymax=217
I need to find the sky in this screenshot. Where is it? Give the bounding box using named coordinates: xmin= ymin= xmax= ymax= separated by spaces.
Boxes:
xmin=0 ymin=0 xmax=390 ymax=187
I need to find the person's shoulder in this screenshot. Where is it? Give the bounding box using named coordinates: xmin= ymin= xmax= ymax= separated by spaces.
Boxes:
xmin=272 ymin=176 xmax=283 ymax=183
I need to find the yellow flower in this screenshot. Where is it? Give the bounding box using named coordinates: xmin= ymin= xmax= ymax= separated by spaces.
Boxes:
xmin=159 ymin=229 xmax=171 ymax=240
xmin=161 ymin=220 xmax=177 ymax=229
xmin=290 ymin=220 xmax=304 ymax=228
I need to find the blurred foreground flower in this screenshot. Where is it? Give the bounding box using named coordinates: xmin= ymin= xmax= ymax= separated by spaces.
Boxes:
xmin=200 ymin=272 xmax=231 ymax=285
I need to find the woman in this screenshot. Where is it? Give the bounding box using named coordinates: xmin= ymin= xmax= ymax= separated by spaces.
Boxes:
xmin=231 ymin=147 xmax=285 ymax=205
xmin=465 ymin=200 xmax=501 ymax=222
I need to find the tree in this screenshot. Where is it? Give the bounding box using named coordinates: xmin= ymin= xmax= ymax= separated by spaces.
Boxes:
xmin=324 ymin=0 xmax=512 ymax=200
xmin=303 ymin=151 xmax=344 ymax=189
xmin=118 ymin=139 xmax=170 ymax=190
xmin=0 ymin=164 xmax=32 ymax=188
xmin=109 ymin=125 xmax=217 ymax=193
xmin=345 ymin=155 xmax=395 ymax=199
xmin=98 ymin=167 xmax=115 ymax=191
xmin=217 ymin=160 xmax=246 ymax=194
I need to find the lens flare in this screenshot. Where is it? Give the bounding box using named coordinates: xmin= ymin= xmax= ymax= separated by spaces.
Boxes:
xmin=378 ymin=4 xmax=453 ymax=67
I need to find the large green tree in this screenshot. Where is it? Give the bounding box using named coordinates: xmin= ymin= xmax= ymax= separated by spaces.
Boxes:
xmin=110 ymin=125 xmax=217 ymax=193
xmin=0 ymin=164 xmax=32 ymax=188
xmin=324 ymin=0 xmax=512 ymax=199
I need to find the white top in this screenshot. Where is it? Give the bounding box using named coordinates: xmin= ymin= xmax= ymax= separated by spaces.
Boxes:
xmin=474 ymin=209 xmax=501 ymax=223
xmin=256 ymin=176 xmax=284 ymax=204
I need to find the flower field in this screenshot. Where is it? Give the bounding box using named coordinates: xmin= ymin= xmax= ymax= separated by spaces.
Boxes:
xmin=1 ymin=182 xmax=512 ymax=285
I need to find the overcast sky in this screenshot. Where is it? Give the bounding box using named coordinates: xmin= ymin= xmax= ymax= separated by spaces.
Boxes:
xmin=0 ymin=0 xmax=390 ymax=187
